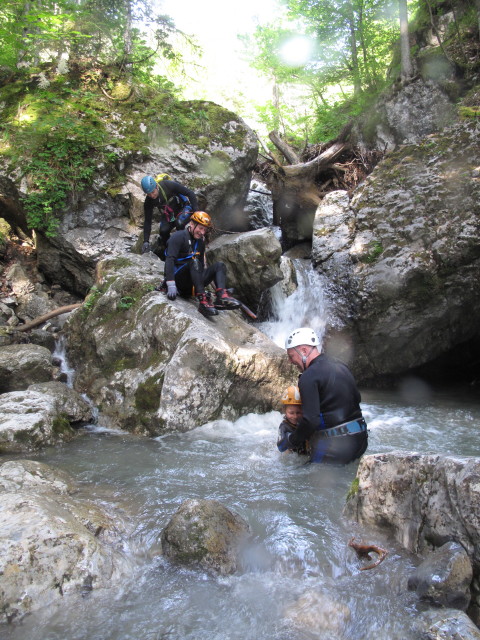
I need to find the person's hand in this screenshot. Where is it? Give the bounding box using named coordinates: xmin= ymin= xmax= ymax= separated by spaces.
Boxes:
xmin=141 ymin=241 xmax=150 ymax=254
xmin=166 ymin=281 xmax=177 ymax=300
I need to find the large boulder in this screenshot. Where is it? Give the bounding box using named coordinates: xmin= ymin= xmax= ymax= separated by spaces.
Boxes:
xmin=0 ymin=344 xmax=54 ymax=393
xmin=344 ymin=452 xmax=480 ymax=623
xmin=312 ymin=119 xmax=480 ymax=382
xmin=206 ymin=228 xmax=283 ymax=312
xmin=0 ymin=459 xmax=129 ymax=623
xmin=161 ymin=498 xmax=251 ymax=575
xmin=64 ymin=253 xmax=295 ymax=435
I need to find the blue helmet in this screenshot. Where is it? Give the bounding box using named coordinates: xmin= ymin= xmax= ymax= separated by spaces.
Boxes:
xmin=141 ymin=175 xmax=157 ymax=194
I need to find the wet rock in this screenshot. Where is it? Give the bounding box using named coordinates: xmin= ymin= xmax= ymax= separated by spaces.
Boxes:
xmin=0 ymin=343 xmax=54 ymax=392
xmin=0 ymin=389 xmax=78 ymax=452
xmin=344 ymin=452 xmax=480 ymax=620
xmin=414 ymin=608 xmax=480 ymax=640
xmin=283 ymin=590 xmax=351 ymax=638
xmin=206 ymin=228 xmax=283 ymax=311
xmin=64 ymin=254 xmax=294 ymax=435
xmin=161 ymin=498 xmax=251 ymax=575
xmin=0 ymin=460 xmax=129 ymax=624
xmin=28 ymin=381 xmax=94 ymax=426
xmin=408 ymin=541 xmax=473 ymax=610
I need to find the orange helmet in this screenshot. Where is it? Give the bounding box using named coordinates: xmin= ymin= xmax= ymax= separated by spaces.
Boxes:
xmin=281 ymin=385 xmax=302 ymax=405
xmin=190 ymin=211 xmax=212 ymax=228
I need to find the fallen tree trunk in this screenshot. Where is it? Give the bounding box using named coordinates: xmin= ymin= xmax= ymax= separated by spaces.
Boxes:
xmin=16 ymin=304 xmax=82 ymax=332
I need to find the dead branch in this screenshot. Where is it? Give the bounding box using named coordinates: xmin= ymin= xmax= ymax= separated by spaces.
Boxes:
xmin=254 ymin=131 xmax=284 ymax=169
xmin=348 ymin=537 xmax=388 ymax=571
xmin=283 ymin=142 xmax=349 ymax=179
xmin=16 ymin=304 xmax=82 ymax=332
xmin=268 ymin=131 xmax=300 ymax=165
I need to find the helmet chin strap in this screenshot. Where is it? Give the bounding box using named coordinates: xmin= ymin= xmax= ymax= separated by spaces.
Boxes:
xmin=294 ymin=346 xmax=314 ymax=371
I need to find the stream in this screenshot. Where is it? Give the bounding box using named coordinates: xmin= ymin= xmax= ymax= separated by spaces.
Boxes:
xmin=2 ymin=260 xmax=480 ymax=640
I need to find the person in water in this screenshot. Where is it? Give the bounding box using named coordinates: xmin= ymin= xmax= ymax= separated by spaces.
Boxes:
xmin=277 ymin=385 xmax=310 ymax=456
xmin=141 ymin=174 xmax=199 ymax=259
xmin=162 ymin=210 xmax=240 ymax=318
xmin=282 ymin=327 xmax=368 ymax=464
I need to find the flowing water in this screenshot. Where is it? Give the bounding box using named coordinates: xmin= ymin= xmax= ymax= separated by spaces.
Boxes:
xmin=3 ymin=264 xmax=480 ymax=640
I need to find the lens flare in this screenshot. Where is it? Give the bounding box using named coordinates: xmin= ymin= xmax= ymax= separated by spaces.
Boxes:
xmin=280 ymin=36 xmax=313 ymax=67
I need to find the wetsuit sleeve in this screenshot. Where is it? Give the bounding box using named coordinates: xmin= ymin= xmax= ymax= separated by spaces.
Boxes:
xmin=289 ymin=374 xmax=320 ymax=447
xmin=143 ymin=197 xmax=154 ymax=243
xmin=165 ymin=181 xmax=199 ymax=211
xmin=164 ymin=231 xmax=183 ymax=281
xmin=277 ymin=420 xmax=294 ymax=452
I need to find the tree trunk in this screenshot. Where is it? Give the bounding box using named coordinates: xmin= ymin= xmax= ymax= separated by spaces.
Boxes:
xmin=346 ymin=0 xmax=362 ymax=95
xmin=399 ymin=0 xmax=412 ymax=80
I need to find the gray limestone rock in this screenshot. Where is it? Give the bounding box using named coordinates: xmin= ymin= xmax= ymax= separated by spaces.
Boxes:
xmin=0 ymin=460 xmax=129 ymax=624
xmin=161 ymin=498 xmax=251 ymax=575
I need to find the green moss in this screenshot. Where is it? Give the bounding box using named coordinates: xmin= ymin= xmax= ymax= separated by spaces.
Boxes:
xmin=459 ymin=106 xmax=480 ymax=120
xmin=134 ymin=372 xmax=164 ymax=412
xmin=346 ymin=477 xmax=360 ymax=501
xmin=52 ymin=415 xmax=74 ymax=437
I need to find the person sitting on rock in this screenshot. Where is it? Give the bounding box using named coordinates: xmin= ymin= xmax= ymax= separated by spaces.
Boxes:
xmin=283 ymin=327 xmax=368 ymax=464
xmin=141 ymin=174 xmax=199 ymax=259
xmin=277 ymin=385 xmax=310 ymax=456
xmin=161 ymin=210 xmax=240 ymax=318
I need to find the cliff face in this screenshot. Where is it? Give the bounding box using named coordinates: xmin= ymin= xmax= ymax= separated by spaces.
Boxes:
xmin=312 ymin=117 xmax=480 ymax=384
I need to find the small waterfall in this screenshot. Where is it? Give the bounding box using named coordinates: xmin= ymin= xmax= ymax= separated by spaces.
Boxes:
xmin=52 ymin=335 xmax=76 ymax=388
xmin=52 ymin=335 xmax=99 ymax=425
xmin=259 ymin=257 xmax=329 ymax=348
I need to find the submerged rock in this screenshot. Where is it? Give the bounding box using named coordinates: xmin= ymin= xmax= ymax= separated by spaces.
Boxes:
xmin=414 ymin=608 xmax=480 ymax=640
xmin=161 ymin=498 xmax=251 ymax=575
xmin=283 ymin=590 xmax=351 ymax=638
xmin=408 ymin=541 xmax=473 ymax=610
xmin=0 ymin=460 xmax=130 ymax=624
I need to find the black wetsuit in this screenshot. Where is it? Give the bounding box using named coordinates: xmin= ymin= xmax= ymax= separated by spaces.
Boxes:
xmin=288 ymin=354 xmax=368 ymax=464
xmin=143 ymin=180 xmax=199 ymax=246
xmin=165 ymin=228 xmax=227 ymax=296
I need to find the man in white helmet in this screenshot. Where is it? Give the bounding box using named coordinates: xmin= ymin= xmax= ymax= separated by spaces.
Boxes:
xmin=284 ymin=327 xmax=368 ymax=464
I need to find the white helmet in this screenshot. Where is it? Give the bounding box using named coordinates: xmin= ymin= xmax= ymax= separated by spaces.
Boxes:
xmin=285 ymin=327 xmax=320 ymax=350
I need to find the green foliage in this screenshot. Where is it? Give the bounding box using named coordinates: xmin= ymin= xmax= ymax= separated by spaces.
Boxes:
xmin=3 ymin=86 xmax=109 ymax=236
xmin=360 ymin=240 xmax=384 ymax=264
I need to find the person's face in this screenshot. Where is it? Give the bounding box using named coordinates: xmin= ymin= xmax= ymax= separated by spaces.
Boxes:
xmin=147 ymin=186 xmax=159 ymax=199
xmin=285 ymin=405 xmax=302 ymax=424
xmin=287 ymin=347 xmax=304 ymax=371
xmin=191 ymin=222 xmax=208 ymax=239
